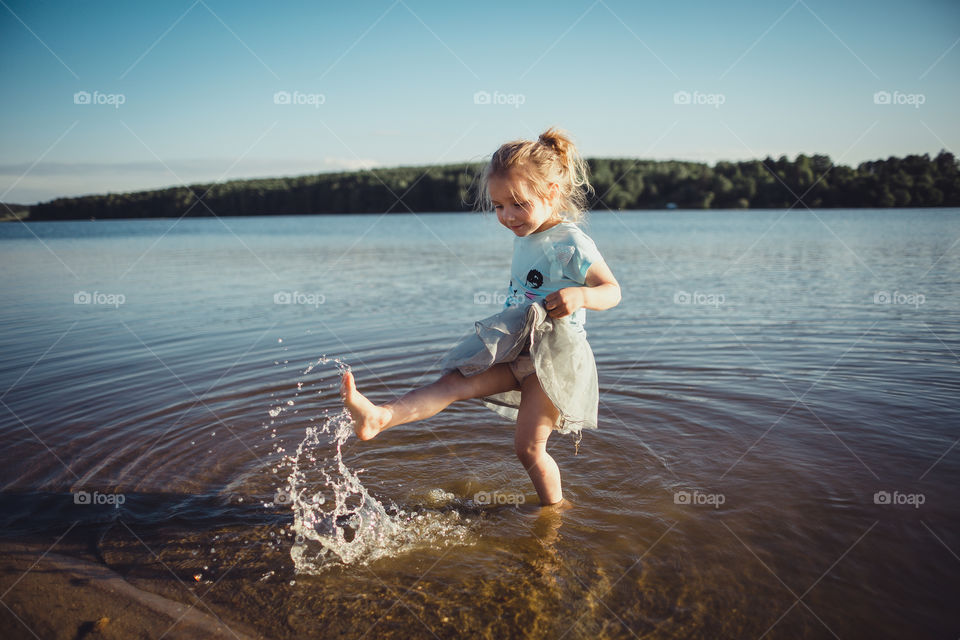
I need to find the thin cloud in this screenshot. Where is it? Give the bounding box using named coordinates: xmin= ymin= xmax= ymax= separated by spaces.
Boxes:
xmin=0 ymin=157 xmax=382 ymax=203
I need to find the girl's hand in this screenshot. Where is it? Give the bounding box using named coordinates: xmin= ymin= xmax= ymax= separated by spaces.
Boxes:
xmin=543 ymin=287 xmax=586 ymax=318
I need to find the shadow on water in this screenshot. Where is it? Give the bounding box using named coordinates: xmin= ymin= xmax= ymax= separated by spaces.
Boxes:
xmin=0 ymin=490 xmax=594 ymax=640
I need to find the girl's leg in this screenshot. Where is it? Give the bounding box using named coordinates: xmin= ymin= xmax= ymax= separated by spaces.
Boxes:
xmin=341 ymin=364 xmax=519 ymax=440
xmin=514 ymin=374 xmax=563 ymax=505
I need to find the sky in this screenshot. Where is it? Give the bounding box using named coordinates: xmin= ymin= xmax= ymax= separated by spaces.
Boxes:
xmin=1 ymin=0 xmax=958 ymax=204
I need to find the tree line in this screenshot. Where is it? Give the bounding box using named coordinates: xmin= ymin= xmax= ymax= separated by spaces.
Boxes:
xmin=22 ymin=150 xmax=960 ymax=220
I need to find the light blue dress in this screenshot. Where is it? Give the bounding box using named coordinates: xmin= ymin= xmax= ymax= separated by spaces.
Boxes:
xmin=439 ymin=222 xmax=604 ymax=434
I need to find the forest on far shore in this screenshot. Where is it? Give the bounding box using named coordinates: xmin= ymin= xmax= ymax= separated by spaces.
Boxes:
xmin=12 ymin=150 xmax=960 ymax=221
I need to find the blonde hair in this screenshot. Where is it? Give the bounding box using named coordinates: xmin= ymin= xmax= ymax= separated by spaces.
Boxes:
xmin=475 ymin=127 xmax=593 ymax=223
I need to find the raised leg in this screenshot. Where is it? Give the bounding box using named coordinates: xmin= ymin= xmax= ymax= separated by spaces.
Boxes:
xmin=341 ymin=364 xmax=519 ymax=440
xmin=514 ymin=374 xmax=564 ymax=505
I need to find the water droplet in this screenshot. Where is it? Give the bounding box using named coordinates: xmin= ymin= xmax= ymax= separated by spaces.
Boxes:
xmin=283 ymin=408 xmax=473 ymax=574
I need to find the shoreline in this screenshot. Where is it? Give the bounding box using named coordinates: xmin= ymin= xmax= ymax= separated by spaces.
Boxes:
xmin=0 ymin=542 xmax=262 ymax=640
xmin=3 ymin=205 xmax=959 ymax=224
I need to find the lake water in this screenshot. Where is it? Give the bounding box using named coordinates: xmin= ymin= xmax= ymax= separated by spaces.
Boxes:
xmin=0 ymin=209 xmax=958 ymax=639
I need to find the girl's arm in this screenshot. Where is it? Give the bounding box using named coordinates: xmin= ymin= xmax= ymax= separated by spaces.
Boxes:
xmin=544 ymin=261 xmax=621 ymax=318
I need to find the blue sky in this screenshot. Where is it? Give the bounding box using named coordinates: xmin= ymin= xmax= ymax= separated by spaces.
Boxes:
xmin=1 ymin=0 xmax=958 ymax=203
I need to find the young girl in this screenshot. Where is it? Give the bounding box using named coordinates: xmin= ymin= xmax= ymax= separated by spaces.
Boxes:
xmin=340 ymin=127 xmax=621 ymax=506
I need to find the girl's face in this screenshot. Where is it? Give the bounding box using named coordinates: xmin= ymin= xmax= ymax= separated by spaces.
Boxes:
xmin=488 ymin=173 xmax=560 ymax=237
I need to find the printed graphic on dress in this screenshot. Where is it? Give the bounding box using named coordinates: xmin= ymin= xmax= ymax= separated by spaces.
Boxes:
xmin=524 ymin=269 xmax=543 ymax=300
xmin=525 ymin=269 xmax=543 ymax=288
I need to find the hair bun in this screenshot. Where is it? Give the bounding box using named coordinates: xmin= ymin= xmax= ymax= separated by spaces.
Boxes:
xmin=538 ymin=127 xmax=577 ymax=176
xmin=538 ymin=127 xmax=570 ymax=157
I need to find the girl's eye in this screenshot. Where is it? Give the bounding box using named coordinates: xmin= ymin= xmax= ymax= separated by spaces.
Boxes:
xmin=515 ymin=202 xmax=527 ymax=208
xmin=494 ymin=205 xmax=503 ymax=210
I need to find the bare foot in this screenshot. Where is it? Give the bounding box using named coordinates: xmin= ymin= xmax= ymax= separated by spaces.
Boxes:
xmin=532 ymin=498 xmax=572 ymax=547
xmin=340 ymin=371 xmax=392 ymax=440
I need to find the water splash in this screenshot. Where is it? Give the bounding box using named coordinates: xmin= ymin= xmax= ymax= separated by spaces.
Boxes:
xmin=275 ymin=357 xmax=474 ymax=574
